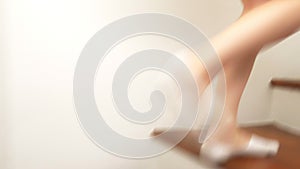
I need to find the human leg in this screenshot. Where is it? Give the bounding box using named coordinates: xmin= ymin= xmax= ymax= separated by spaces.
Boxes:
xmin=200 ymin=0 xmax=300 ymax=162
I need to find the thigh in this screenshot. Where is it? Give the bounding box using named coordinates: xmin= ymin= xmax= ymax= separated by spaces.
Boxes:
xmin=211 ymin=0 xmax=300 ymax=65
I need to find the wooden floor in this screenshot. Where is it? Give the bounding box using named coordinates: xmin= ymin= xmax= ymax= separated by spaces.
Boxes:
xmin=152 ymin=125 xmax=300 ymax=169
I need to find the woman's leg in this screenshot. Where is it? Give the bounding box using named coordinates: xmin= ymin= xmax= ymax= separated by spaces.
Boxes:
xmin=203 ymin=48 xmax=259 ymax=150
xmin=212 ymin=0 xmax=300 ymax=66
xmin=202 ymin=0 xmax=300 ymax=154
xmin=197 ymin=0 xmax=300 ymax=94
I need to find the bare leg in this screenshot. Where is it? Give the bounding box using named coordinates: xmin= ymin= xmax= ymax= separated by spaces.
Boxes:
xmin=196 ymin=0 xmax=300 ymax=93
xmin=213 ymin=0 xmax=300 ymax=66
xmin=203 ymin=47 xmax=259 ymax=150
xmin=201 ymin=0 xmax=300 ymax=158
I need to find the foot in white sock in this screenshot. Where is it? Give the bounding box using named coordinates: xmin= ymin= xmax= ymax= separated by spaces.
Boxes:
xmin=200 ymin=133 xmax=280 ymax=164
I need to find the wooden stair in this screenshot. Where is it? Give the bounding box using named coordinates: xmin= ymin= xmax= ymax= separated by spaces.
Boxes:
xmin=152 ymin=125 xmax=300 ymax=169
xmin=270 ymin=79 xmax=300 ymax=90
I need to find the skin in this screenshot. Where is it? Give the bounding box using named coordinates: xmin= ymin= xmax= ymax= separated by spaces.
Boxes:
xmin=201 ymin=0 xmax=300 ymax=149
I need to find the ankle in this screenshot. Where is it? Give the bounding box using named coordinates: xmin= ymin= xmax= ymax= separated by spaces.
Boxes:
xmin=217 ymin=114 xmax=237 ymax=130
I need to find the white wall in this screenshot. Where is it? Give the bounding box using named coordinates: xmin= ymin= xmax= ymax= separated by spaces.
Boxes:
xmin=238 ymin=31 xmax=300 ymax=126
xmin=268 ymin=33 xmax=300 ymax=130
xmin=0 ymin=0 xmax=10 ymax=167
xmin=271 ymin=88 xmax=300 ymax=131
